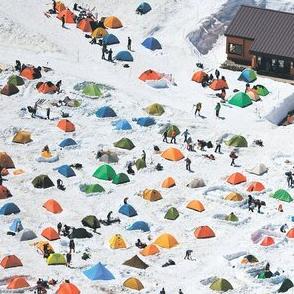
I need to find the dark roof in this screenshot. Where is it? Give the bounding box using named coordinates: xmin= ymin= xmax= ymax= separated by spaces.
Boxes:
xmin=225 ymin=5 xmax=294 ymax=59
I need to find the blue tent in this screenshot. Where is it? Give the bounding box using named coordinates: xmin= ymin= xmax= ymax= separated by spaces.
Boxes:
xmin=137 ymin=117 xmax=155 ymax=127
xmin=115 ymin=51 xmax=134 ymax=62
xmin=114 ymin=119 xmax=132 ymax=130
xmin=118 ymin=204 xmax=137 ymax=217
xmin=238 ymin=68 xmax=257 ymax=83
xmin=137 ymin=2 xmax=152 ymax=14
xmin=127 ymin=221 xmax=150 ymax=232
xmin=59 ymin=138 xmax=77 ymax=148
xmin=0 ymin=202 xmax=20 ymax=215
xmin=142 ymin=37 xmax=162 ymax=51
xmin=102 ymin=34 xmax=120 ymax=45
xmin=96 ymin=106 xmax=117 ymax=118
xmin=83 ymin=262 xmax=115 ymax=280
xmin=57 ymin=165 xmax=76 ymax=177
xmin=9 ymin=218 xmax=23 ymax=233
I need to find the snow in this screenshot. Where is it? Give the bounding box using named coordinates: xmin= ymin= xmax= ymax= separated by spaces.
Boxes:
xmin=0 ymin=0 xmax=294 ymax=293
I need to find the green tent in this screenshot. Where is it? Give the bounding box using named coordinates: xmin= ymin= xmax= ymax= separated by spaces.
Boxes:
xmin=225 ymin=135 xmax=248 ymax=147
xmin=229 ymin=92 xmax=252 ymax=108
xmin=114 ymin=138 xmax=135 ymax=150
xmin=136 ymin=158 xmax=146 ymax=170
xmin=8 ymin=75 xmax=24 ymax=86
xmin=112 ymin=173 xmax=130 ymax=185
xmin=210 ymin=278 xmax=233 ymax=292
xmin=272 ymin=189 xmax=293 ymax=202
xmin=32 ymin=175 xmax=54 ymax=189
xmin=93 ymin=164 xmax=116 ymax=181
xmin=278 ymin=278 xmax=294 ymax=293
xmin=164 ymin=207 xmax=179 ymax=220
xmin=82 ymin=215 xmax=100 ymax=230
xmin=256 ymin=85 xmax=269 ymax=96
xmin=160 ymin=124 xmax=180 ymax=137
xmin=82 ymin=184 xmax=105 ymax=194
xmin=82 ymin=83 xmax=102 ymax=97
xmin=47 ymin=253 xmax=66 ymax=265
xmin=146 ymin=103 xmax=165 ymax=116
xmin=258 ymin=271 xmax=273 ymax=279
xmin=225 ymin=212 xmax=239 ymax=222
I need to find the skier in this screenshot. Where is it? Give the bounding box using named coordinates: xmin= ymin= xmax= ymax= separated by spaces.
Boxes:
xmin=185 ymin=158 xmax=191 ymax=171
xmin=182 ymin=129 xmax=190 ymax=143
xmin=215 ymin=102 xmax=221 ymax=118
xmin=127 ymin=36 xmax=132 ymax=51
xmin=52 ymin=0 xmax=56 ymax=13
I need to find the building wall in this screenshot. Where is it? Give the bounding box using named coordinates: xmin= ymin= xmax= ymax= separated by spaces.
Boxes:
xmin=226 ymin=36 xmax=253 ymax=65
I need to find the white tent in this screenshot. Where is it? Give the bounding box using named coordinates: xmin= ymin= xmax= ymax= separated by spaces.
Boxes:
xmin=246 ymin=163 xmax=268 ymax=176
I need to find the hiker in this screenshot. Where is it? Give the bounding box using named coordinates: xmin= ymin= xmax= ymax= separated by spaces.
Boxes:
xmin=155 ymin=163 xmax=163 ymax=171
xmin=96 ymin=150 xmax=103 ymax=159
xmin=63 ymin=224 xmax=70 ymax=236
xmin=46 ymin=108 xmax=50 ymax=120
xmin=142 ymin=150 xmax=146 ymax=162
xmin=56 ymin=80 xmax=62 ymax=92
xmin=255 ymin=199 xmax=262 ymax=213
xmin=265 ymin=262 xmax=270 ymax=272
xmin=229 ymin=150 xmax=238 ymax=166
xmin=127 ymin=162 xmax=135 ymax=175
xmin=170 ymin=130 xmax=177 ymax=144
xmin=73 ymin=3 xmax=79 ymax=11
xmin=285 ymin=171 xmax=293 ymax=188
xmin=61 ymin=16 xmax=65 ymax=28
xmin=215 ymin=69 xmax=220 ymax=79
xmin=42 ymin=145 xmax=50 ymax=152
xmin=57 ymin=179 xmax=66 ymax=191
xmin=194 ymin=102 xmax=202 ymax=116
xmin=216 ymin=88 xmax=226 ymax=100
xmin=66 ymin=252 xmax=72 ymax=267
xmin=209 ymin=73 xmax=214 ymax=81
xmin=108 ymin=48 xmax=113 ymax=62
xmin=182 ymin=129 xmax=190 ymax=143
xmin=107 ymin=211 xmax=113 ymax=224
xmin=101 ymin=43 xmax=107 ymax=60
xmin=221 ymin=75 xmax=226 ymax=81
xmin=123 ymin=197 xmax=128 ymax=204
xmin=154 ymin=145 xmax=160 ymax=153
xmin=197 ymin=139 xmax=206 ymax=151
xmin=185 ymin=157 xmax=191 ymax=171
xmin=32 ymin=102 xmax=38 ymax=118
xmin=245 ymin=83 xmax=250 ymax=93
xmin=135 ymin=239 xmax=146 ymax=249
xmin=163 ymin=131 xmax=168 ymax=143
xmin=280 ymin=223 xmax=288 ymax=233
xmin=184 ymin=249 xmax=193 ymax=260
xmin=179 ymin=290 xmax=184 ymax=294
xmin=15 ymin=60 xmax=21 ymax=71
xmin=159 ymin=288 xmax=166 ymax=294
xmin=52 ymin=0 xmax=56 ymax=13
xmin=69 ymin=239 xmax=75 ymax=253
xmin=127 ymin=36 xmax=132 ymax=51
xmin=277 ymin=204 xmax=283 ymax=212
xmin=57 ymin=222 xmax=62 ymax=235
xmin=214 ymin=140 xmax=221 ymax=153
xmin=215 ymin=102 xmax=221 ymax=117
xmin=248 ymin=195 xmax=254 ymax=212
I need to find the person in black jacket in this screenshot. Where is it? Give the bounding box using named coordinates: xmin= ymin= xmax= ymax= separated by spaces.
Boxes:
xmin=69 ymin=239 xmax=75 ymax=253
xmin=108 ymin=48 xmax=113 ymax=62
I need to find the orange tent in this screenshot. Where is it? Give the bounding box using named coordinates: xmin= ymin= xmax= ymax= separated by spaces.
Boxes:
xmin=0 ymin=185 xmax=12 ymax=199
xmin=161 ymin=148 xmax=184 ymax=161
xmin=57 ymin=282 xmax=80 ymax=294
xmin=7 ymin=277 xmax=30 ymax=289
xmin=37 ymin=82 xmax=57 ymax=94
xmin=247 ymin=182 xmax=265 ymax=192
xmin=227 ymin=172 xmax=246 ymax=185
xmin=104 ymin=16 xmax=123 ymax=28
xmin=139 ymin=69 xmax=161 ymax=81
xmin=41 ymin=227 xmax=60 ymax=241
xmin=20 ymin=67 xmax=41 ymax=80
xmin=0 ymin=152 xmax=15 ymax=168
xmin=143 ymin=189 xmax=162 ymax=201
xmin=0 ymin=255 xmax=22 ymax=269
xmin=57 ymin=9 xmax=76 ymax=23
xmin=161 ymin=177 xmax=176 ymax=188
xmin=154 ymin=233 xmax=178 ymax=248
xmin=225 ymin=192 xmax=243 ymax=201
xmin=57 ymin=119 xmax=75 ymax=132
xmin=286 ymin=228 xmax=294 ymax=238
xmin=56 ymin=2 xmax=66 ymax=13
xmin=77 ymin=18 xmax=93 ymax=32
xmin=192 ymin=71 xmax=208 ymax=83
xmin=194 ymin=226 xmax=215 ymax=239
xmin=140 ymin=244 xmax=159 ymax=256
xmin=209 ymin=79 xmax=229 ymax=91
xmin=43 ymin=199 xmax=63 ymax=214
xmin=186 ymin=200 xmax=205 ymax=212
xmin=260 ymin=236 xmax=275 ymax=246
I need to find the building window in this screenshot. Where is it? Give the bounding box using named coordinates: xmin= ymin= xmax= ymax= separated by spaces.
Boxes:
xmin=272 ymin=59 xmax=285 ymax=69
xmin=228 ymin=43 xmax=243 ymax=55
xmin=291 ymin=62 xmax=294 ymax=69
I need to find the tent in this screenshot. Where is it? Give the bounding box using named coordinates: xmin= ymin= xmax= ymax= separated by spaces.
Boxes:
xmin=57 ymin=282 xmax=80 ymax=294
xmin=186 ymin=200 xmax=205 ymax=212
xmin=7 ymin=277 xmax=30 ymax=289
xmin=123 ymin=277 xmax=144 ymax=291
xmin=81 ymin=184 xmax=105 ymax=194
xmin=139 ymin=69 xmax=161 ymax=81
xmin=146 ymin=103 xmax=164 ymax=116
xmin=93 ymin=164 xmax=116 ymax=181
xmin=136 ymin=158 xmax=146 ymax=170
xmin=209 ymin=79 xmax=229 ymax=90
xmin=43 ymin=199 xmax=63 ymax=214
xmin=83 ymin=262 xmax=115 ymax=280
xmin=142 ymin=37 xmax=162 ymax=50
xmin=1 ymin=83 xmax=19 ymax=96
xmin=210 ymin=278 xmax=233 ymax=292
xmin=35 ymin=241 xmax=54 ymax=254
xmin=82 ymin=83 xmax=102 ymax=97
xmin=57 ymin=165 xmax=76 ymax=178
xmin=32 ymin=175 xmax=54 ymax=189
xmin=123 ymin=255 xmax=149 ymax=269
xmin=143 ymin=189 xmax=162 ymax=201
xmin=226 ymin=134 xmax=248 ymax=148
xmin=100 ymin=152 xmax=119 ymax=164
xmin=136 ymin=2 xmax=152 ymax=14
xmin=260 ymin=236 xmax=275 ymax=246
xmin=12 ymin=131 xmax=32 ymax=144
xmin=272 ymin=189 xmax=293 ymax=202
xmin=104 ymin=16 xmax=123 ymax=28
xmin=128 ymin=221 xmax=150 ymax=232
xmin=164 ymin=207 xmax=179 ymax=220
xmin=19 ymin=229 xmax=37 ymax=241
xmin=154 ymin=233 xmax=178 ymax=248
xmin=9 ymin=218 xmax=23 ymax=233
xmin=0 ymin=185 xmax=12 ymax=199
xmin=0 ymin=202 xmax=20 ymax=215
xmin=77 ymin=18 xmax=93 ymax=32
xmin=278 ymin=278 xmax=294 ymax=293
xmin=241 ymin=254 xmax=258 ymax=264
xmin=57 ymin=9 xmax=76 ymax=23
xmin=92 ymin=27 xmax=108 ymax=38
xmin=229 ymin=92 xmax=252 ymax=108
xmin=82 ymin=215 xmax=100 ymax=230
xmin=137 ymin=117 xmax=156 ymax=127
xmin=255 ymin=84 xmax=269 ymax=96
xmin=115 ymin=51 xmax=134 ymax=62
xmin=59 ymin=138 xmax=77 ymax=148
xmin=37 ymin=82 xmax=57 ymax=94
xmin=247 ymin=181 xmax=265 ymax=192
xmin=286 ymin=228 xmax=294 ymax=238
xmin=96 ymin=106 xmax=117 ymax=118
xmin=246 ymin=163 xmax=268 ymax=175
xmin=238 ymin=68 xmax=257 ymax=83
xmin=161 ymin=177 xmax=176 ymax=188
xmin=69 ymin=228 xmax=93 ymax=239
xmin=119 ymin=204 xmax=137 ymax=217
xmin=0 ymin=152 xmax=15 ymax=168
xmin=192 ymin=71 xmax=208 ymax=83
xmin=41 ymin=227 xmax=60 ymax=241
xmin=225 ymin=212 xmax=239 ymax=222
xmin=109 ymin=234 xmax=127 ymax=249
xmin=227 ymin=172 xmax=247 ymax=185
xmin=102 ymin=33 xmax=120 ymax=45
xmin=161 ymin=147 xmax=184 ymax=161
xmin=160 ymin=124 xmax=180 ymax=137
xmin=8 ymin=75 xmax=24 ymax=86
xmin=194 ymin=226 xmax=215 ymax=239
xmin=57 ymin=119 xmax=75 ymax=132
xmin=0 ymin=255 xmax=22 ymax=268
xmin=114 ymin=138 xmax=135 ymax=150
xmin=225 ymin=192 xmax=243 ymax=201
xmin=247 ymin=89 xmax=260 ymax=101
xmin=114 ymin=119 xmax=132 ymax=130
xmin=140 ymin=244 xmax=159 ymax=256
xmin=47 ymin=253 xmax=66 ymax=265
xmin=20 ymin=67 xmax=41 ymax=80
xmin=187 ymin=178 xmax=205 ymax=188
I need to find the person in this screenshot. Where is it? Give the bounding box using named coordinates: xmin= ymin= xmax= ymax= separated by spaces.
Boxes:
xmin=42 ymin=145 xmax=49 ymax=152
xmin=61 ymin=16 xmax=65 ymax=28
xmin=277 ymin=204 xmax=283 ymax=212
xmin=221 ymin=75 xmax=226 ymax=81
xmin=73 ymin=3 xmax=79 ymax=11
xmin=57 ymin=179 xmax=65 ymax=190
xmin=127 ymin=163 xmax=135 ymax=175
xmin=194 ymin=102 xmax=202 ymax=116
xmin=285 ymin=171 xmax=293 ymax=188
xmin=182 ymin=129 xmax=190 ymax=143
xmin=32 ymin=102 xmax=38 ymax=118
xmin=52 ymin=0 xmax=56 ymax=13
xmin=159 ymin=288 xmax=166 ymax=294
xmin=69 ymin=239 xmax=75 ymax=253
xmin=197 ymin=139 xmax=206 ymax=151
xmin=108 ymin=48 xmax=113 ymax=62
xmin=63 ymin=224 xmax=70 ymax=236
xmin=184 ymin=249 xmax=193 ymax=260
xmin=46 ymin=108 xmax=50 ymax=120
xmin=170 ymin=130 xmax=177 ymax=144
xmin=209 ymin=73 xmax=214 ymax=81
xmin=179 ymin=289 xmax=184 ymax=294
xmin=123 ymin=197 xmax=128 ymax=204
xmin=155 ymin=163 xmax=163 ymax=171
xmin=102 ymin=43 xmax=107 ymax=60
xmin=127 ymin=37 xmax=132 ymax=51
xmin=280 ymin=223 xmax=288 ymax=233
xmin=15 ymin=60 xmax=21 ymax=71
xmin=66 ymin=252 xmax=72 ymax=267
xmin=215 ymin=69 xmax=220 ymax=79
xmin=154 ymin=145 xmax=160 ymax=153
xmin=90 ymin=37 xmax=96 ymax=44
xmin=216 ymin=88 xmax=226 ymax=99
xmin=229 ymin=150 xmax=238 ymax=166
xmin=142 ymin=150 xmax=146 ymax=162
xmin=185 ymin=158 xmax=191 ymax=171
xmin=215 ymin=140 xmax=221 ymax=153
xmin=57 ymin=222 xmax=62 ymax=235
xmin=43 ymin=243 xmax=49 ymax=258
xmin=255 ymin=199 xmax=262 ymax=213
xmin=163 ymin=131 xmax=168 ymax=143
xmin=215 ymin=102 xmax=221 ymax=117
xmin=245 ymin=83 xmax=250 ymax=93
xmin=107 ymin=211 xmax=113 ymax=224
xmin=135 ymin=238 xmax=146 ymax=249
xmin=56 ymin=80 xmax=62 ymax=93
xmin=265 ymin=262 xmax=270 ymax=272
xmin=96 ymin=150 xmax=102 ymax=159
xmin=248 ymin=195 xmax=254 ymax=212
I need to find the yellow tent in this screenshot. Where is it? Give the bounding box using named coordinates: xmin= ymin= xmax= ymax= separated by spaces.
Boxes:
xmin=143 ymin=189 xmax=162 ymax=201
xmin=225 ymin=192 xmax=243 ymax=201
xmin=34 ymin=240 xmax=54 ymax=254
xmin=123 ymin=277 xmax=144 ymax=291
xmin=109 ymin=234 xmax=126 ymax=249
xmin=154 ymin=233 xmax=178 ymax=249
xmin=12 ymin=131 xmax=32 ymax=144
xmin=91 ymin=27 xmax=108 ymax=38
xmin=104 ymin=16 xmax=123 ymax=28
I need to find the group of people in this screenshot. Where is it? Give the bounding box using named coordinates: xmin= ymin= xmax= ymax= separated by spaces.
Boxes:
xmin=248 ymin=195 xmax=265 ymax=213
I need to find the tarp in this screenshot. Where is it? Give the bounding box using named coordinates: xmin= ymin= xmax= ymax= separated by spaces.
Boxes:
xmin=68 ymin=228 xmax=93 ymax=239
